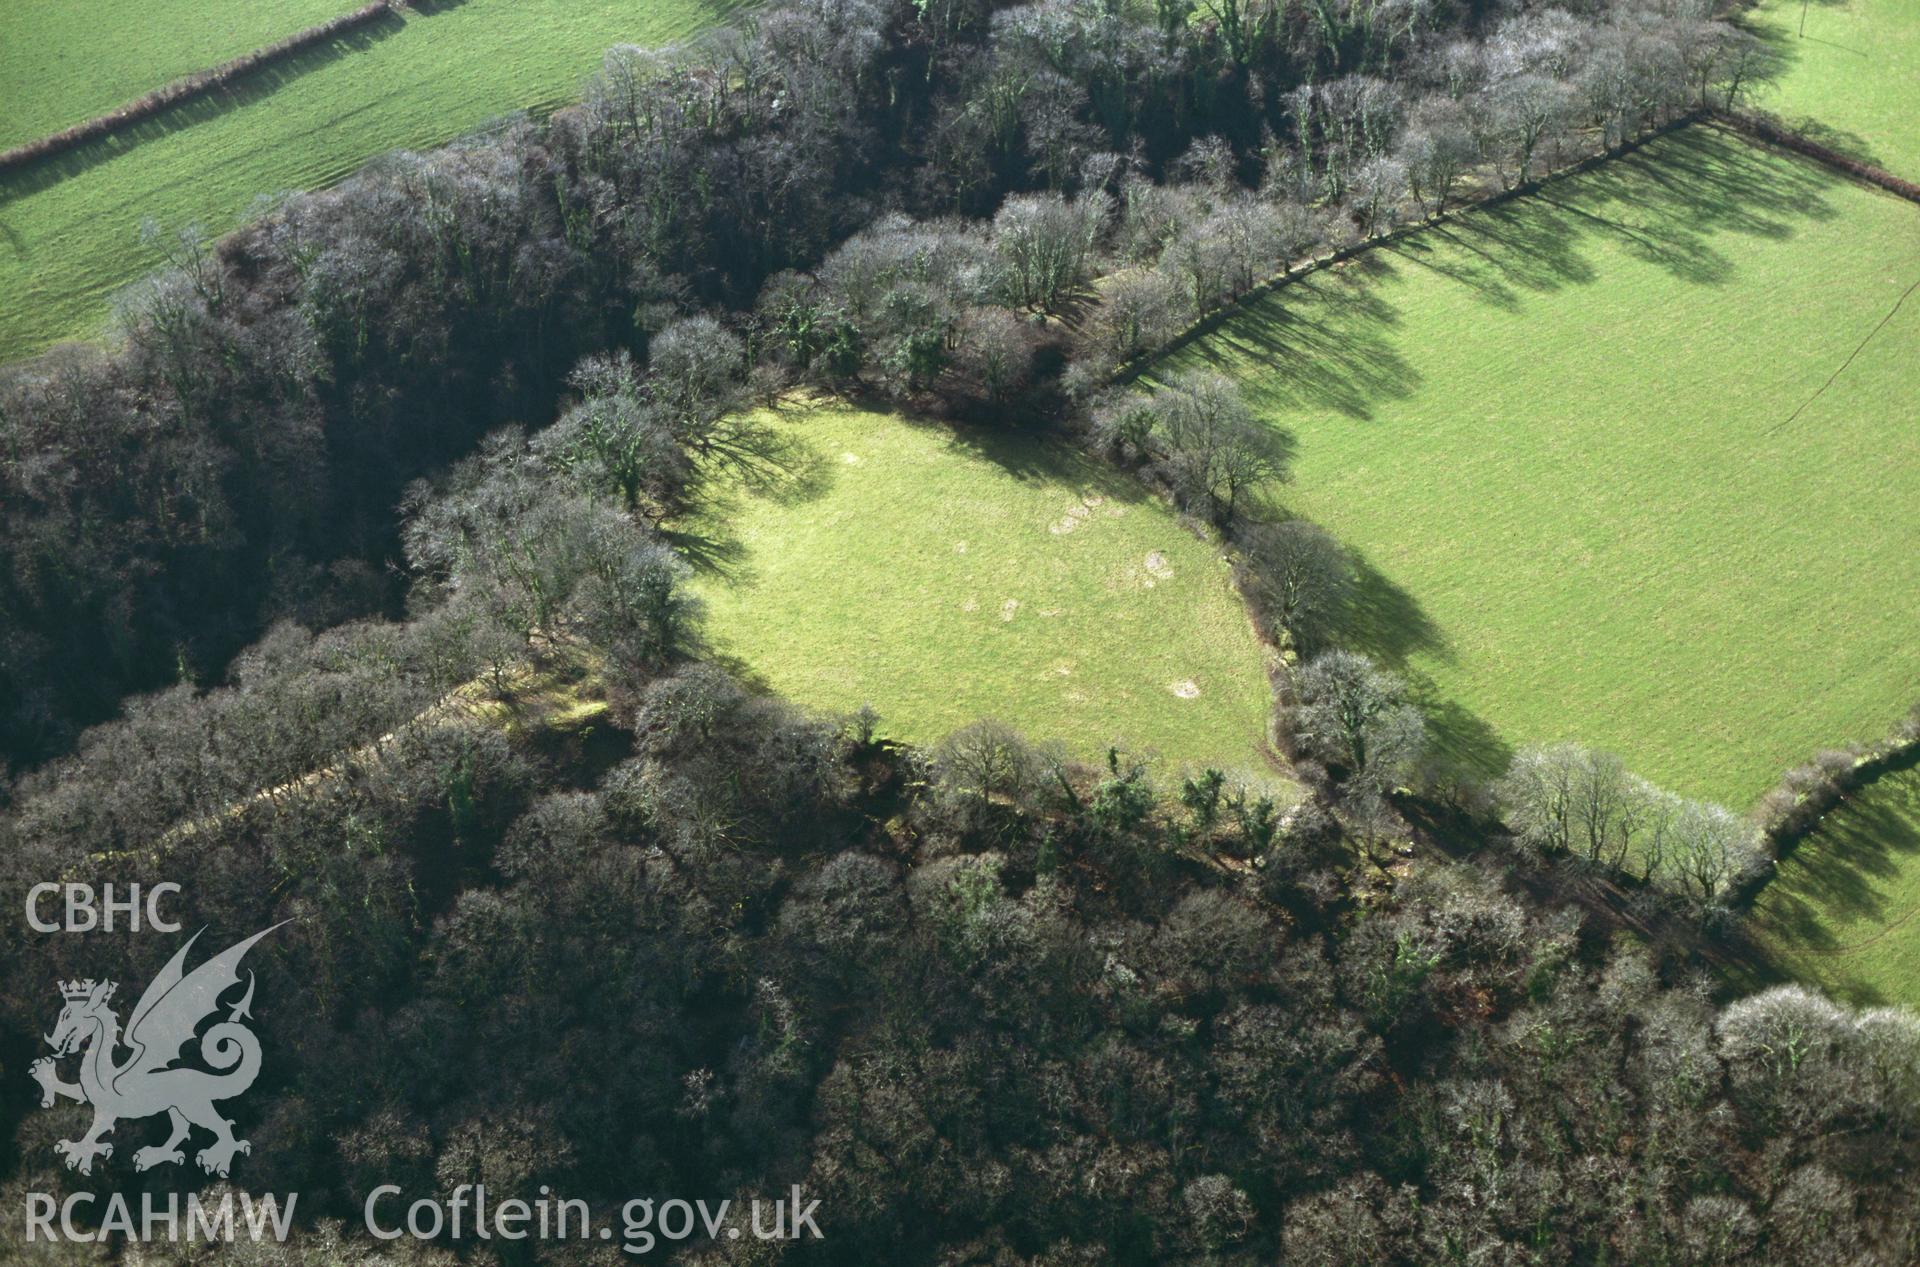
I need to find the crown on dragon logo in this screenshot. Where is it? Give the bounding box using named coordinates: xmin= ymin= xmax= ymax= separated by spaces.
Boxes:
xmin=33 ymin=923 xmax=286 ymax=1178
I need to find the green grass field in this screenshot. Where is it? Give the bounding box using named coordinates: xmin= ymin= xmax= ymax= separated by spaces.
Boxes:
xmin=680 ymin=403 xmax=1282 ymax=779
xmin=0 ymin=0 xmax=745 ymax=363
xmin=1161 ymin=124 xmax=1920 ymax=808
xmin=1745 ymin=0 xmax=1920 ymax=179
xmin=1751 ymin=765 xmax=1920 ymax=1006
xmin=0 ymin=0 xmax=351 ymax=149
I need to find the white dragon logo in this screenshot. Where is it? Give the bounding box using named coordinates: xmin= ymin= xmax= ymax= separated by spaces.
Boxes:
xmin=29 ymin=923 xmax=285 ymax=1178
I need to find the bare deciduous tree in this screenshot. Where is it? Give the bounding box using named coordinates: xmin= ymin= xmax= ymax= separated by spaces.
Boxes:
xmin=1142 ymin=371 xmax=1290 ymax=525
xmin=991 ymin=191 xmax=1108 ymax=312
xmin=1292 ymin=650 xmax=1426 ymax=794
xmin=1235 ymin=520 xmax=1353 ymax=651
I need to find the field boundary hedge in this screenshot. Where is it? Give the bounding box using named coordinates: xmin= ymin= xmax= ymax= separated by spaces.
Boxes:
xmin=1110 ymin=109 xmax=1914 ymax=394
xmin=1711 ymin=108 xmax=1920 ymax=909
xmin=1712 ymin=109 xmax=1920 ymax=205
xmin=1731 ymin=703 xmax=1920 ymax=907
xmin=1109 ymin=112 xmax=1707 ymax=388
xmin=0 ymin=1 xmax=393 ymax=176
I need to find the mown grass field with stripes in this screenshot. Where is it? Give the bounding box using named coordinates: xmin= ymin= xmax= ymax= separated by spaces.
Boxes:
xmin=0 ymin=0 xmax=348 ymax=149
xmin=1745 ymin=0 xmax=1920 ymax=179
xmin=0 ymin=0 xmax=745 ymax=362
xmin=1160 ymin=125 xmax=1920 ymax=809
xmin=1752 ymin=765 xmax=1920 ymax=1006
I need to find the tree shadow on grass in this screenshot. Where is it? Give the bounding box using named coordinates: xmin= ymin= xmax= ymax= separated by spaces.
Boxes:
xmin=1305 ymin=128 xmax=1843 ymax=376
xmin=915 ymin=413 xmax=1160 ymax=506
xmin=674 ymin=404 xmax=1114 ymax=584
xmin=734 ymin=428 xmax=837 ymax=506
xmin=700 ymin=647 xmax=780 ymax=697
xmin=1397 ymin=127 xmax=1841 ymax=307
xmin=1728 ymin=760 xmax=1920 ymax=1008
xmin=1182 ymin=126 xmax=1843 ymax=425
xmin=1420 ymin=693 xmax=1515 ymax=785
xmin=1390 ymin=226 xmax=1529 ymax=311
xmin=1735 ymin=4 xmax=1891 ymax=170
xmin=1609 ymin=127 xmax=1839 ymax=233
xmin=1314 ymin=543 xmax=1514 ymax=782
xmin=1198 ymin=124 xmax=1857 ymax=800
xmin=660 ymin=520 xmax=750 ymax=581
xmin=1188 ymin=262 xmax=1422 ymax=421
xmin=1787 ymin=116 xmax=1889 ymax=171
xmin=1171 ymin=123 xmax=1873 ymax=841
xmin=1512 ymin=192 xmax=1731 ymax=286
xmin=669 ymin=422 xmax=836 ymax=582
xmin=1425 ymin=202 xmax=1601 ymax=295
xmin=1330 ymin=547 xmax=1449 ymax=668
xmin=1752 ymin=760 xmax=1920 ymax=948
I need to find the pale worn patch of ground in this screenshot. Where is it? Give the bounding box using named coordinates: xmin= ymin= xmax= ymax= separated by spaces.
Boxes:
xmin=1115 ymin=548 xmax=1183 ymax=591
xmin=688 ymin=403 xmax=1281 ymax=782
xmin=1049 ymin=493 xmax=1113 ymax=535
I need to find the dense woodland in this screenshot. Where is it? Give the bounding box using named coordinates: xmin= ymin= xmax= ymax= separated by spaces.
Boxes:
xmin=7 ymin=1 xmax=1918 ymax=1263
xmin=0 ymin=0 xmax=1778 ymax=769
xmin=9 ymin=654 xmax=1920 ymax=1265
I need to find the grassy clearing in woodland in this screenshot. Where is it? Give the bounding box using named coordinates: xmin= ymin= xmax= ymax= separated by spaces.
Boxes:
xmin=1161 ymin=125 xmax=1920 ymax=808
xmin=681 ymin=404 xmax=1281 ymax=781
xmin=1744 ymin=0 xmax=1920 ymax=179
xmin=0 ymin=0 xmax=744 ymax=362
xmin=1751 ymin=765 xmax=1920 ymax=1007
